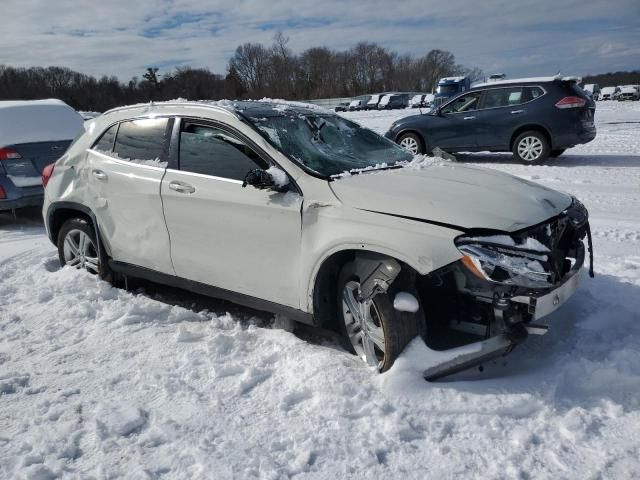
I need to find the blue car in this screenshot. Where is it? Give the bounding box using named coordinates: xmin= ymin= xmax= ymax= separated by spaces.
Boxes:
xmin=0 ymin=100 xmax=84 ymax=211
xmin=386 ymin=76 xmax=596 ymax=164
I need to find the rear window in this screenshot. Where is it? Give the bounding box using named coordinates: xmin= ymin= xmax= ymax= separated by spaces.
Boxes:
xmin=113 ymin=118 xmax=169 ymax=161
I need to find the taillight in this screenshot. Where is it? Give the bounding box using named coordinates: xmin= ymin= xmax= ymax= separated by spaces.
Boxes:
xmin=0 ymin=147 xmax=22 ymax=160
xmin=42 ymin=163 xmax=55 ymax=188
xmin=0 ymin=184 xmax=5 ymax=199
xmin=555 ymin=96 xmax=587 ymax=109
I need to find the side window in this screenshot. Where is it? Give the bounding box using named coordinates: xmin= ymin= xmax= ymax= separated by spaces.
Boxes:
xmin=179 ymin=123 xmax=267 ymax=181
xmin=523 ymin=86 xmax=544 ymax=102
xmin=441 ymin=92 xmax=482 ymax=114
xmin=482 ymin=87 xmax=523 ymax=109
xmin=113 ymin=118 xmax=169 ymax=162
xmin=93 ymin=124 xmax=118 ymax=152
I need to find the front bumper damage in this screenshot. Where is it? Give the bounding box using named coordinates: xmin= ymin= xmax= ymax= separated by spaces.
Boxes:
xmin=417 ymin=204 xmax=593 ymax=381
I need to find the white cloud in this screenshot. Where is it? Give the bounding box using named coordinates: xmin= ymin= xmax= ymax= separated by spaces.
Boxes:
xmin=1 ymin=0 xmax=638 ymax=80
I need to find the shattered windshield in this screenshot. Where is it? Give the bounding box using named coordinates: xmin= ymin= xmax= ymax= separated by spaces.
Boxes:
xmin=248 ymin=113 xmax=412 ymax=177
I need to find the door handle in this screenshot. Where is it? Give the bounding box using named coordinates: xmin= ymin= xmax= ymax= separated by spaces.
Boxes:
xmin=463 ymin=116 xmax=476 ymax=120
xmin=92 ymin=169 xmax=107 ymax=180
xmin=169 ymin=181 xmax=195 ymax=194
xmin=511 ymin=110 xmax=524 ymax=114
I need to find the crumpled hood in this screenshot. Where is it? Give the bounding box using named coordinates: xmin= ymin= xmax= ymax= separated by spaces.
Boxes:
xmin=330 ymin=164 xmax=572 ymax=232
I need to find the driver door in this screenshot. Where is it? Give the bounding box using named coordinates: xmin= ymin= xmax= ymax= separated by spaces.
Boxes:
xmin=430 ymin=91 xmax=483 ymax=150
xmin=160 ymin=119 xmax=303 ymax=308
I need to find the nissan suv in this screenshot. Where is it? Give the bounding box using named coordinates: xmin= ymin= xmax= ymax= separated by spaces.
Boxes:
xmin=42 ymin=100 xmax=593 ymax=379
xmin=386 ymin=76 xmax=596 ymax=164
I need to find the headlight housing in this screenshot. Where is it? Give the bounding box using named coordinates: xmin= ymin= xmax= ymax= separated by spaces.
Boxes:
xmin=455 ymin=234 xmax=553 ymax=289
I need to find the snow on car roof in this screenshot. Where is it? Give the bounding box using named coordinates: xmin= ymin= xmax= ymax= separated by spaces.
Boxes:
xmin=0 ymin=99 xmax=84 ymax=147
xmin=103 ymin=98 xmax=331 ymax=120
xmin=619 ymin=86 xmax=637 ymax=93
xmin=473 ymin=75 xmax=582 ymax=88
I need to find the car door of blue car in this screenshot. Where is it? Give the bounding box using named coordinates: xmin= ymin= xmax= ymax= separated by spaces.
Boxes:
xmin=428 ymin=91 xmax=483 ymax=150
xmin=473 ymin=86 xmax=532 ymax=149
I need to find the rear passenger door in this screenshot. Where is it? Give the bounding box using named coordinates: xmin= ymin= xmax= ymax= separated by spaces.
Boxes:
xmin=474 ymin=86 xmax=540 ymax=149
xmin=85 ymin=117 xmax=174 ymax=274
xmin=161 ymin=119 xmax=303 ymax=308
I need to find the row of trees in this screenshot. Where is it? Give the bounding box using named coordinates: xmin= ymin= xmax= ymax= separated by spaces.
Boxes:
xmin=0 ymin=34 xmax=483 ymax=111
xmin=581 ymin=70 xmax=640 ymax=88
xmin=228 ymin=33 xmax=483 ymax=99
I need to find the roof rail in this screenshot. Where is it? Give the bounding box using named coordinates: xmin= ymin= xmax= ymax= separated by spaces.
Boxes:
xmin=102 ymin=100 xmax=238 ymax=118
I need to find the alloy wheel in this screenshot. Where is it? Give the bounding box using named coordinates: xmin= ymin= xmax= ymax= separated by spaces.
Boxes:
xmin=399 ymin=136 xmax=419 ymax=155
xmin=341 ymin=280 xmax=386 ymax=368
xmin=517 ymin=136 xmax=544 ymax=162
xmin=62 ymin=229 xmax=100 ymax=273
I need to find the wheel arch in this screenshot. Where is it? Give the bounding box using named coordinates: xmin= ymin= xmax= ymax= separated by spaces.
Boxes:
xmin=510 ymin=124 xmax=553 ymax=151
xmin=47 ymin=201 xmax=112 ymax=278
xmin=309 ymin=246 xmax=422 ymax=329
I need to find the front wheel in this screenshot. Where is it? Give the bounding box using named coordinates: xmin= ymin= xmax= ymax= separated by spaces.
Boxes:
xmin=337 ymin=262 xmax=422 ymax=372
xmin=397 ymin=132 xmax=425 ymax=155
xmin=512 ymin=130 xmax=550 ymax=164
xmin=57 ymin=218 xmax=101 ymax=275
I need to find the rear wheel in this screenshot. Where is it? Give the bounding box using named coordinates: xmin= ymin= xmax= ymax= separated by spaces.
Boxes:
xmin=337 ymin=262 xmax=422 ymax=372
xmin=57 ymin=218 xmax=101 ymax=275
xmin=397 ymin=132 xmax=425 ymax=155
xmin=550 ymin=149 xmax=566 ymax=157
xmin=512 ymin=130 xmax=550 ymax=164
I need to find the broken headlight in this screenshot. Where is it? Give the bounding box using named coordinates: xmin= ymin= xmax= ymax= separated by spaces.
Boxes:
xmin=455 ymin=234 xmax=553 ymax=289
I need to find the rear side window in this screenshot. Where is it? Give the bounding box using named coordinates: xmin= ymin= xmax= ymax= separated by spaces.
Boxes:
xmin=93 ymin=124 xmax=118 ymax=152
xmin=179 ymin=123 xmax=267 ymax=181
xmin=523 ymin=86 xmax=545 ymax=101
xmin=482 ymin=87 xmax=523 ymax=108
xmin=113 ymin=118 xmax=169 ymax=162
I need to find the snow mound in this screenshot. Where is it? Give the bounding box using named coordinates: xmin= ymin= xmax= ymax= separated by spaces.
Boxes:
xmin=393 ymin=292 xmax=420 ymax=312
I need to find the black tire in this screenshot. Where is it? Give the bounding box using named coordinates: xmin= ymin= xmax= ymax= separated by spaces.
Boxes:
xmin=397 ymin=132 xmax=425 ymax=155
xmin=57 ymin=218 xmax=102 ymax=276
xmin=336 ymin=261 xmax=423 ymax=372
xmin=550 ymin=148 xmax=566 ymax=157
xmin=512 ymin=130 xmax=550 ymax=164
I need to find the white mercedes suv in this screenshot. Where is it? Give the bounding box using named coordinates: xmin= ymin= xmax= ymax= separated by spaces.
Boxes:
xmin=42 ymin=100 xmax=593 ymax=379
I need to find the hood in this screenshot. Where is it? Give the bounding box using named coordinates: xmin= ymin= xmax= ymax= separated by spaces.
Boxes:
xmin=330 ymin=164 xmax=572 ymax=232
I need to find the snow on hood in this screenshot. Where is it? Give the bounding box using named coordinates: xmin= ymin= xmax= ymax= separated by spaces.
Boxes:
xmin=330 ymin=163 xmax=572 ymax=232
xmin=0 ymin=99 xmax=84 ymax=147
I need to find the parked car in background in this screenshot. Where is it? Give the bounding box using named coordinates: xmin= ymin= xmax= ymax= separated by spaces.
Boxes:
xmin=582 ymin=84 xmax=601 ymax=101
xmin=410 ymin=94 xmax=434 ymax=108
xmin=348 ymin=96 xmax=370 ymax=111
xmin=378 ymin=94 xmax=409 ymax=110
xmin=365 ymin=94 xmax=382 ymax=110
xmin=617 ymin=86 xmax=639 ymax=101
xmin=433 ymin=76 xmax=471 ymax=107
xmin=386 ymin=75 xmax=596 ymax=164
xmin=0 ymin=99 xmax=83 ymax=212
xmin=600 ymin=86 xmax=620 ymax=100
xmin=410 ymin=94 xmax=425 ymax=108
xmin=334 ymin=102 xmax=350 ymax=112
xmin=42 ymin=99 xmax=593 ymax=379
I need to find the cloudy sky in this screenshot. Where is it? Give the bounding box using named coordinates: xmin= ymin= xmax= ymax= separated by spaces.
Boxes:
xmin=2 ymin=0 xmax=639 ymax=80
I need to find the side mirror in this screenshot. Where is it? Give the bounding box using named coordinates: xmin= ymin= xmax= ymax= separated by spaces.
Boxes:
xmin=242 ymin=168 xmax=287 ymax=192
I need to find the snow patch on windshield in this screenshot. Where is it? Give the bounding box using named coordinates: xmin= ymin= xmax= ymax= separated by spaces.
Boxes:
xmin=266 ymin=166 xmax=289 ymax=187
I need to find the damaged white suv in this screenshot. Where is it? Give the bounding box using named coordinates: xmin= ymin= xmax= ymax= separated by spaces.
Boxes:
xmin=42 ymin=100 xmax=593 ymax=379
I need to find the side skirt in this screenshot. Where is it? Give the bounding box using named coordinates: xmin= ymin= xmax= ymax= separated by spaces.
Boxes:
xmin=108 ymin=260 xmax=315 ymax=326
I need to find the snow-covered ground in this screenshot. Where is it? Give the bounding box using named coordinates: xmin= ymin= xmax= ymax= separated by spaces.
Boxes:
xmin=1 ymin=102 xmax=639 ymax=479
